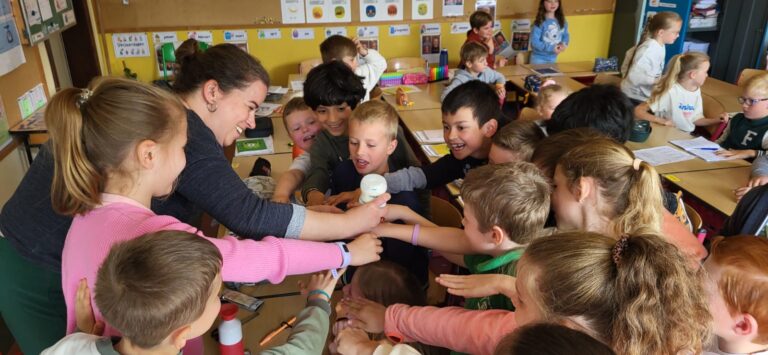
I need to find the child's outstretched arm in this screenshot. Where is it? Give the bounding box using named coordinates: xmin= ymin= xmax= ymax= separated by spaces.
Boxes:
xmin=634 ymin=102 xmax=674 ymax=126
xmin=261 ymin=270 xmax=342 ymax=355
xmin=736 ymin=155 xmax=768 ymax=199
xmin=436 ymin=273 xmax=517 ymax=300
xmin=374 ymin=223 xmax=474 ymax=255
xmin=272 ymin=169 xmax=305 ymax=204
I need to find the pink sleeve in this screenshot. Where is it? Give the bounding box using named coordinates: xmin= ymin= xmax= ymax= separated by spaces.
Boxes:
xmin=157 ymin=218 xmax=343 ymax=284
xmin=384 ymin=304 xmax=518 ymax=355
xmin=204 ymin=236 xmax=343 ymax=284
xmin=661 ymin=211 xmax=708 ymax=263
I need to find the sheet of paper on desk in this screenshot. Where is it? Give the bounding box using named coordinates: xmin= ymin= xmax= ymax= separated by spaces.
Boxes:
xmin=422 ymin=143 xmax=449 ymax=157
xmin=669 ymin=136 xmax=733 ymax=162
xmin=235 ymin=136 xmax=274 ymax=156
xmin=414 ymin=129 xmax=444 ymax=144
xmin=633 ymin=146 xmax=695 ymax=166
xmin=381 ymin=85 xmax=422 ymax=96
xmin=256 ymin=103 xmax=282 ymax=117
xmin=290 ymin=80 xmax=305 ymax=91
xmin=268 ymin=86 xmax=289 ymax=94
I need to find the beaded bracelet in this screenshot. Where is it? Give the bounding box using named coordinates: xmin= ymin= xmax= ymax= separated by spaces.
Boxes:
xmin=308 ymin=289 xmax=331 ymax=301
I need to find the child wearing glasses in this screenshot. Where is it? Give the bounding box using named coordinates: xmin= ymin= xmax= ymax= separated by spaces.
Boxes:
xmin=717 ymin=73 xmax=768 ymax=160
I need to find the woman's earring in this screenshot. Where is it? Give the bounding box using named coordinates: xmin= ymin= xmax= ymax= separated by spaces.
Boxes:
xmin=207 ymin=102 xmax=218 ymax=112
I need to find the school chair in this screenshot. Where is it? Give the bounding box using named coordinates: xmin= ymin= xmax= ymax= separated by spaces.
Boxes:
xmin=518 ymin=107 xmax=541 ymax=121
xmin=513 ymin=51 xmax=529 ymax=65
xmin=736 ymin=68 xmax=767 ymax=86
xmin=684 ymin=202 xmax=703 ymax=232
xmin=298 ymin=58 xmax=322 ymax=75
xmin=701 ymin=94 xmax=728 ymax=140
xmin=427 ymin=196 xmax=463 ymax=306
xmin=429 ymin=196 xmax=463 ymax=228
xmin=593 ymin=73 xmax=622 ymax=87
xmin=386 ymin=57 xmax=427 ymax=72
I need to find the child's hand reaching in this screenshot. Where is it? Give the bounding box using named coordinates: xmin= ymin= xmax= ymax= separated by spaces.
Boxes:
xmin=341 ymin=298 xmax=386 ymax=333
xmin=347 ymin=233 xmax=383 ymax=266
xmin=352 ymin=37 xmax=368 ymax=57
xmin=735 ymin=175 xmax=768 ymax=200
xmin=719 ymin=112 xmax=730 ymax=124
xmin=495 ymin=84 xmax=506 ymax=100
xmin=436 ymin=273 xmax=517 ymax=299
xmin=336 ymin=328 xmax=380 ymax=355
xmin=300 ymin=269 xmax=343 ymax=303
xmin=716 ymin=149 xmax=756 ymax=159
xmin=75 ymin=279 xmax=104 ymax=335
xmin=326 ymin=189 xmax=362 ymax=207
xmin=344 ymin=193 xmax=390 ymax=230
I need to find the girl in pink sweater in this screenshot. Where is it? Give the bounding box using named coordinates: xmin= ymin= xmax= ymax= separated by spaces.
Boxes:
xmin=343 ymin=231 xmax=711 ymax=355
xmin=49 ymin=78 xmax=386 ymax=337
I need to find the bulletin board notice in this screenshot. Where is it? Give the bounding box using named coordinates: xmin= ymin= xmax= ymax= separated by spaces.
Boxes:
xmin=19 ymin=0 xmax=76 ymax=45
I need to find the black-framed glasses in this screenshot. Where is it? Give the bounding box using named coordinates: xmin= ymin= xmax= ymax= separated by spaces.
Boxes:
xmin=738 ymin=97 xmax=768 ymax=106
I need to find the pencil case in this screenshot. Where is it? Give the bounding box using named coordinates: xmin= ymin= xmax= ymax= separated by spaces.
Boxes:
xmin=379 ymin=72 xmax=404 ymax=87
xmin=403 ymin=72 xmax=428 ymax=85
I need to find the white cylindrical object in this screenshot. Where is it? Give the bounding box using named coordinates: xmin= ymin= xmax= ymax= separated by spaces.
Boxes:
xmin=359 ymin=174 xmax=387 ymax=205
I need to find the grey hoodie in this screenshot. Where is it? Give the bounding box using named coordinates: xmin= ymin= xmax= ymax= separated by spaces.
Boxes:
xmin=441 ymin=67 xmax=506 ymax=101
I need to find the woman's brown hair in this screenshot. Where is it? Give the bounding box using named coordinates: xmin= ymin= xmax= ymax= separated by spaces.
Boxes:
xmin=523 ymin=231 xmax=711 ymax=355
xmin=173 ymin=38 xmax=270 ymax=95
xmin=47 ymin=77 xmax=185 ymax=215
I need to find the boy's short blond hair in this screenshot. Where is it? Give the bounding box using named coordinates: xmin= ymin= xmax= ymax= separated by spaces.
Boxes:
xmin=461 ymin=162 xmax=550 ymax=244
xmin=460 ymin=42 xmax=489 ymax=65
xmin=745 ymin=73 xmax=768 ymax=96
xmin=94 ymin=231 xmax=222 ymax=349
xmin=492 ymin=120 xmax=546 ymax=161
xmin=350 ymin=100 xmax=399 ymax=140
xmin=709 ymin=236 xmax=768 ymax=343
xmin=282 ymin=97 xmax=312 ymax=131
xmin=536 ymin=84 xmax=570 ymax=109
xmin=320 ymin=35 xmax=357 ymax=63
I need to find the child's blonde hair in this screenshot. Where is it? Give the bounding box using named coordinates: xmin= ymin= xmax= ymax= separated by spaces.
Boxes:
xmin=557 ymin=139 xmax=664 ymax=236
xmin=349 ymin=100 xmax=399 ymax=140
xmin=460 ymin=42 xmax=489 ymax=65
xmin=625 ymin=12 xmax=682 ymax=74
xmin=523 ymin=231 xmax=711 ymax=355
xmin=709 ymin=236 xmax=768 ymax=344
xmin=95 ymin=230 xmax=222 ymax=349
xmin=536 ymin=84 xmax=570 ymax=110
xmin=649 ymin=52 xmax=709 ymax=105
xmin=744 ymin=72 xmax=768 ymax=95
xmin=492 ymin=120 xmax=546 ymax=162
xmin=47 ymin=77 xmax=186 ymax=215
xmin=461 ymin=162 xmax=550 ymax=244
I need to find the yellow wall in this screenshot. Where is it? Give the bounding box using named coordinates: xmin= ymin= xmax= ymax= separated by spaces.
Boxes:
xmin=104 ymin=13 xmax=613 ymax=85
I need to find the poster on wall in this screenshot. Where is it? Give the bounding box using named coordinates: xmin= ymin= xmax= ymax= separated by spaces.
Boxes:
xmin=224 ymin=30 xmax=248 ymax=52
xmin=510 ymin=19 xmax=531 ymax=52
xmin=420 ymin=24 xmax=441 ymax=63
xmin=305 ymin=0 xmax=351 ymax=24
xmin=442 ymin=0 xmax=463 ymax=17
xmin=112 ymin=33 xmax=150 ymax=58
xmin=359 ymin=0 xmax=403 ymax=22
xmin=0 ymin=0 xmax=26 ymax=76
xmin=324 ymin=27 xmax=347 ymax=38
xmin=475 ymin=0 xmax=495 ymax=20
xmin=155 ymin=41 xmax=181 ymax=77
xmin=412 ymin=0 xmax=432 ymax=20
xmin=0 ymin=94 xmax=10 ymax=150
xmin=281 ymin=0 xmax=306 ymax=24
xmin=187 ymin=31 xmax=213 ymax=45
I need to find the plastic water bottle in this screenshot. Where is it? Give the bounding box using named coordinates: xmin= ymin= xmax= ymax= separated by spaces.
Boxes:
xmin=218 ymin=303 xmax=245 ymax=355
xmin=439 ymin=49 xmax=448 ymax=67
xmin=359 ymin=174 xmax=387 ymax=206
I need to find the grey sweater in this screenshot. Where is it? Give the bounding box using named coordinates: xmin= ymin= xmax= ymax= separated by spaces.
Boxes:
xmin=441 ymin=68 xmax=506 ymax=101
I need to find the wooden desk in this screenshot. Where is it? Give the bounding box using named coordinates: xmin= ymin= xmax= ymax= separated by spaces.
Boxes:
xmin=663 ymin=167 xmax=751 ymax=216
xmin=381 ymin=82 xmax=445 ymax=112
xmin=397 ymin=109 xmax=443 ymax=163
xmin=8 ymin=108 xmax=46 ymax=164
xmin=626 ymin=123 xmax=751 ymax=174
xmin=506 ymin=75 xmax=586 ymax=96
xmin=702 ymin=78 xmax=743 ymax=112
xmin=524 ymin=61 xmax=619 ymax=77
xmin=496 ymin=65 xmax=534 ymax=77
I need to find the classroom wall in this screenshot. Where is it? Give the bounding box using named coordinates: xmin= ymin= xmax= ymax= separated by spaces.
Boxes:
xmin=102 ymin=13 xmax=614 ymax=85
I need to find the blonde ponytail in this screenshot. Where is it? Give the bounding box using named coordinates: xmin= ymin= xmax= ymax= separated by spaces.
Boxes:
xmin=649 ymin=52 xmax=710 ymax=104
xmin=625 ymin=12 xmax=682 ymax=75
xmin=524 ymin=231 xmax=711 ymax=355
xmin=47 ymin=88 xmax=103 ymax=215
xmin=558 ymin=139 xmax=663 ymax=236
xmin=47 ymin=77 xmax=186 ymax=215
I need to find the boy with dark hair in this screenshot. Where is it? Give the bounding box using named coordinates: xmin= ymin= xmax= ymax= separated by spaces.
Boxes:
xmin=320 ymin=35 xmax=387 ymax=102
xmin=384 ymin=81 xmax=500 ymax=194
xmin=441 ymin=42 xmax=506 ymax=101
xmin=546 ymin=84 xmax=635 ymax=143
xmin=300 ymin=61 xmax=418 ymax=206
xmin=465 ymin=10 xmax=502 ymax=68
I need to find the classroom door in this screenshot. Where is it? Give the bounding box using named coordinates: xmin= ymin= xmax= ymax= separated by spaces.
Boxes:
xmin=60 ymin=0 xmax=100 ymax=88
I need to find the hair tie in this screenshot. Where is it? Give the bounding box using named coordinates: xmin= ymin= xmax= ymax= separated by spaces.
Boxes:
xmin=632 ymin=158 xmax=642 ymax=171
xmin=77 ymin=89 xmax=93 ymax=109
xmin=612 ymin=236 xmax=630 ymax=265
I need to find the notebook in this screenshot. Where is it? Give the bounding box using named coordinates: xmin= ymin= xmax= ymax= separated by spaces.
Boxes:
xmin=669 ymin=136 xmax=732 ymax=162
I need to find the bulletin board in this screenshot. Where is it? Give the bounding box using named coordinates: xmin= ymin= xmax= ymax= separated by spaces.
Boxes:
xmin=95 ymin=0 xmax=614 ymax=32
xmin=18 ymin=0 xmax=76 ymax=45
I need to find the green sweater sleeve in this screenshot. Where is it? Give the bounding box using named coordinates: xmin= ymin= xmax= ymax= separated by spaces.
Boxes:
xmin=259 ymin=299 xmax=331 ymax=355
xmin=301 ymin=132 xmax=342 ymax=200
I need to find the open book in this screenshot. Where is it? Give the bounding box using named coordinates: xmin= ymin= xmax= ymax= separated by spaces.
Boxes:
xmin=669 ymin=136 xmax=733 ymax=162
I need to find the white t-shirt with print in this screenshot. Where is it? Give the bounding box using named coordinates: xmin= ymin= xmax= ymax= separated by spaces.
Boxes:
xmin=649 ymin=83 xmax=703 ymax=132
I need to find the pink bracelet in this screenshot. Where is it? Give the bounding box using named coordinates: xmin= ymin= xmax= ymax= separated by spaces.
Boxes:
xmin=411 ymin=224 xmax=420 ymax=246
